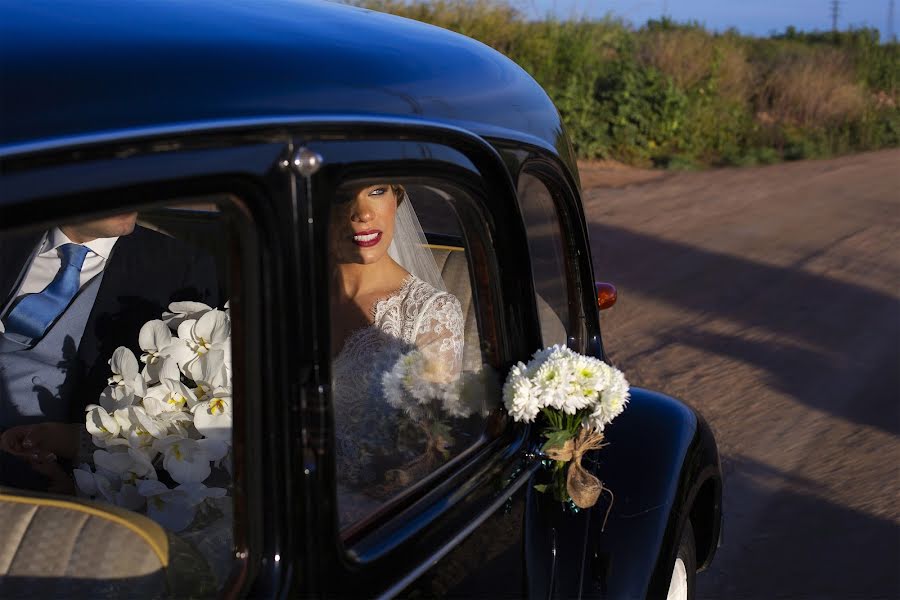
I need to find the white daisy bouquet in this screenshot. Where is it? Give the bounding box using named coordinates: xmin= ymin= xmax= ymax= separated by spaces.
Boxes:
xmin=503 ymin=345 xmax=629 ymax=509
xmin=382 ymin=349 xmax=486 ymax=421
xmin=376 ymin=349 xmax=496 ymax=489
xmin=74 ymin=301 xmax=232 ymax=533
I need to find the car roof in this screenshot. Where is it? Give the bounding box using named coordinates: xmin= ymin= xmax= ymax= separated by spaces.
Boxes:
xmin=0 ymin=0 xmax=574 ymax=171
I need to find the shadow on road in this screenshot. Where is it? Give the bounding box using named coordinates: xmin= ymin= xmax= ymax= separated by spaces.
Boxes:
xmin=700 ymin=453 xmax=900 ymax=599
xmin=587 ymin=222 xmax=900 ymax=436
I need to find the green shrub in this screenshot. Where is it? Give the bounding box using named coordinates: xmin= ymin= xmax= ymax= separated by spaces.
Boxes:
xmin=594 ymin=58 xmax=690 ymax=164
xmin=341 ymin=1 xmax=900 ymax=167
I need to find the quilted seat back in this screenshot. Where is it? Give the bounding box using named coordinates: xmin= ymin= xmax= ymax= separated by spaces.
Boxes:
xmin=0 ymin=489 xmax=169 ymax=597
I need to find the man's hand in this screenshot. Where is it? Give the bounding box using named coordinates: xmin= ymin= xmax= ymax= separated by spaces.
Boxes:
xmin=0 ymin=422 xmax=80 ymax=463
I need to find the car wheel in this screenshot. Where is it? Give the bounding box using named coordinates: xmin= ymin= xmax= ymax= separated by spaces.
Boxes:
xmin=666 ymin=519 xmax=696 ymax=600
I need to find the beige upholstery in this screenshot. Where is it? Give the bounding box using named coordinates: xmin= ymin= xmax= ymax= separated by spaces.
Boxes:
xmin=430 ymin=246 xmax=566 ymax=354
xmin=431 ymin=246 xmax=482 ymax=372
xmin=0 ymin=488 xmax=215 ymax=598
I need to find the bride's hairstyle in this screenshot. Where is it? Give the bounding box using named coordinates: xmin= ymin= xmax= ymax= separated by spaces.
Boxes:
xmin=386 ymin=184 xmax=447 ymax=292
xmin=391 ymin=184 xmax=406 ymax=204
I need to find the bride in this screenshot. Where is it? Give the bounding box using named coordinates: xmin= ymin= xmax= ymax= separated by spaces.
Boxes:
xmin=328 ymin=182 xmax=464 ymax=525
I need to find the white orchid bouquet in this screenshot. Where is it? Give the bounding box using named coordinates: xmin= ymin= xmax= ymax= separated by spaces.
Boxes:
xmin=75 ymin=301 xmax=233 ymax=532
xmin=503 ymin=345 xmax=629 ymax=509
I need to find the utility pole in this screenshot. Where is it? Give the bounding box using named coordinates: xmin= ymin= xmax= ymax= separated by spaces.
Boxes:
xmin=830 ymin=0 xmax=840 ymax=33
xmin=889 ymin=0 xmax=896 ymax=42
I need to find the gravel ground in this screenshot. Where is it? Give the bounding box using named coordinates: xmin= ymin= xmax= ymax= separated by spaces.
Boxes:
xmin=580 ymin=150 xmax=900 ymax=599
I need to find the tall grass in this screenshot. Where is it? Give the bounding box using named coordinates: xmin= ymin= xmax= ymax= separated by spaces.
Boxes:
xmin=343 ymin=0 xmax=900 ymax=166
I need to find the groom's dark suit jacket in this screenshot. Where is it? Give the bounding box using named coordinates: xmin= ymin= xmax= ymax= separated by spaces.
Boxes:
xmin=0 ymin=225 xmax=219 ymax=422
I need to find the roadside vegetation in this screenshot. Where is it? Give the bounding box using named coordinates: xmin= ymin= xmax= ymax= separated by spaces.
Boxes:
xmin=344 ymin=0 xmax=900 ymax=168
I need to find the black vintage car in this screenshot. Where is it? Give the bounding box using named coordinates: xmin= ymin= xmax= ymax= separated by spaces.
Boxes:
xmin=0 ymin=1 xmax=721 ymax=598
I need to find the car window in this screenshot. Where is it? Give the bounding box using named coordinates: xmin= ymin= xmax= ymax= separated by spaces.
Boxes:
xmin=326 ymin=179 xmax=498 ymax=534
xmin=516 ymin=172 xmax=571 ymax=346
xmin=0 ymin=199 xmax=241 ymax=594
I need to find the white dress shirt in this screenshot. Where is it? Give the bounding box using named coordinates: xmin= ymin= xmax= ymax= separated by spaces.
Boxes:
xmin=1 ymin=228 xmax=120 ymax=327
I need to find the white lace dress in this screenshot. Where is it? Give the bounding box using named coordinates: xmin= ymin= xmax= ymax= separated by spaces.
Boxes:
xmin=332 ymin=275 xmax=464 ymax=523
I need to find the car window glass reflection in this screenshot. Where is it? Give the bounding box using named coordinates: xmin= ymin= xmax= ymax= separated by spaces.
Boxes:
xmin=0 ymin=202 xmax=237 ymax=591
xmin=517 ymin=173 xmax=570 ymax=346
xmin=328 ymin=182 xmax=495 ymax=531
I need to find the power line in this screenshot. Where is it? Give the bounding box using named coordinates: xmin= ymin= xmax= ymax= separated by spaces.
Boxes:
xmin=830 ymin=0 xmax=840 ymax=32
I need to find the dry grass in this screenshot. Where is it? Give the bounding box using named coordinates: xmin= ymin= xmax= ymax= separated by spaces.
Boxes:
xmin=638 ymin=29 xmax=715 ymax=89
xmin=637 ymin=30 xmax=754 ymax=103
xmin=714 ymin=40 xmax=754 ymax=102
xmin=761 ymin=49 xmax=866 ymax=126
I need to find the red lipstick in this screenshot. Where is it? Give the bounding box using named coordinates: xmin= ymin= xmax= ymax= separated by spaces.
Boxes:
xmin=352 ymin=229 xmax=382 ymax=247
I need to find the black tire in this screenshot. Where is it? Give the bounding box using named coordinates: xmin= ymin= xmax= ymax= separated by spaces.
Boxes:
xmin=666 ymin=519 xmax=697 ymax=600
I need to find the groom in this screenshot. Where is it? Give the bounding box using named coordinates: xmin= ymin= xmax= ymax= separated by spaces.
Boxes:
xmin=0 ymin=211 xmax=219 ymax=490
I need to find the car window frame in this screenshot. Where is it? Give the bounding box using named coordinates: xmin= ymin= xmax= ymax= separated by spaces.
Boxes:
xmin=0 ymin=138 xmax=296 ymax=597
xmin=294 ymin=131 xmax=544 ymax=598
xmin=517 ymin=158 xmax=600 ymax=357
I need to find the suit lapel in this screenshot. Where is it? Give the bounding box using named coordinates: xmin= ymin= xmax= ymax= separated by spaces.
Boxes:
xmin=77 ymin=227 xmax=147 ymax=367
xmin=0 ymin=232 xmax=43 ymax=311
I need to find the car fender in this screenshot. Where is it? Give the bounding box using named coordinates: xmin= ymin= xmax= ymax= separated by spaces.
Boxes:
xmin=580 ymin=387 xmax=723 ymax=598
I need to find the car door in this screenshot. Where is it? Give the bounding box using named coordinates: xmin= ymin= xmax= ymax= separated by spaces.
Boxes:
xmin=282 ymin=128 xmax=564 ymax=598
xmin=513 ymin=157 xmax=607 ymax=599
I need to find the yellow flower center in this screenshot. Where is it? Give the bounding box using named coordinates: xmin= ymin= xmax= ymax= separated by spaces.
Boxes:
xmin=209 ymin=398 xmax=226 ymax=415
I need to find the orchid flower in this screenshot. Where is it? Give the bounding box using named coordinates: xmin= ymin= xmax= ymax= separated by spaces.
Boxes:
xmin=93 ymin=447 xmax=157 ymax=482
xmin=177 ymin=481 xmax=228 ymax=506
xmin=155 ymin=409 xmax=195 ymax=438
xmin=168 ymin=309 xmax=230 ymax=382
xmin=152 ymin=435 xmax=228 ymax=484
xmin=162 ymin=301 xmax=213 ymax=330
xmin=137 ymin=480 xmax=196 ymax=532
xmin=193 ymin=348 xmax=230 ymax=394
xmin=85 ymin=406 xmax=122 ymax=447
xmin=138 ymin=320 xmax=176 ymax=383
xmin=84 ymin=471 xmax=144 ymax=511
xmin=76 ymin=450 xmax=153 ymax=511
xmin=191 ymin=388 xmax=232 ymax=441
xmin=96 ymin=383 xmax=138 ymax=414
xmin=117 ymin=405 xmax=168 ymax=449
xmin=106 ymin=346 xmax=146 ymax=396
xmin=142 ymin=366 xmax=199 ymax=416
xmin=137 ymin=480 xmax=228 ymax=532
xmin=73 ymin=463 xmax=101 ymax=498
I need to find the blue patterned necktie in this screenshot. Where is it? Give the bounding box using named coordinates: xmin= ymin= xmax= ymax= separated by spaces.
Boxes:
xmin=3 ymin=243 xmax=91 ymax=340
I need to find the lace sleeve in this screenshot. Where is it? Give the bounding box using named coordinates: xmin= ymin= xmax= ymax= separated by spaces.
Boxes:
xmin=413 ymin=292 xmax=464 ymax=384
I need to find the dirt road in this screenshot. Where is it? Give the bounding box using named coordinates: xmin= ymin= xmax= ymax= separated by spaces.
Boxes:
xmin=580 ymin=150 xmax=900 ymax=599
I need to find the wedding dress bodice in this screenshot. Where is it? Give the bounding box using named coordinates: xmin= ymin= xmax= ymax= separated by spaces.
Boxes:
xmin=332 ymin=275 xmax=464 ymax=520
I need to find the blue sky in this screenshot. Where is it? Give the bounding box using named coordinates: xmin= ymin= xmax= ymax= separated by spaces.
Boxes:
xmin=522 ymin=0 xmax=896 ymax=40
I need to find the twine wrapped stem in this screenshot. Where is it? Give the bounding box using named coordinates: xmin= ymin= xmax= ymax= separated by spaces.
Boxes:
xmin=545 ymin=427 xmax=607 ymax=509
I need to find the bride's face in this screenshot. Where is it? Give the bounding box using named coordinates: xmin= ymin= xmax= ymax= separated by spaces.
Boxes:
xmin=330 ymin=183 xmax=398 ymax=265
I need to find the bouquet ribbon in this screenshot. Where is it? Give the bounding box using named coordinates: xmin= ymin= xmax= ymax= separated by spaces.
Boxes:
xmin=545 ymin=427 xmax=606 ymax=509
